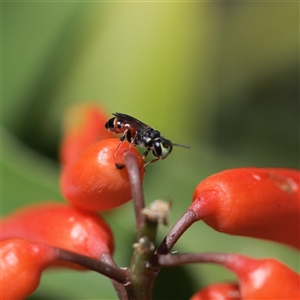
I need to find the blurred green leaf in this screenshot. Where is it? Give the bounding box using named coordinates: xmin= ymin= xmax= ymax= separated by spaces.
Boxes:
xmin=2 ymin=127 xmax=61 ymax=215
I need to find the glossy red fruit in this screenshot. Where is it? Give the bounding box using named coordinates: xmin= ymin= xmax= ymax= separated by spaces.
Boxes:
xmin=1 ymin=239 xmax=57 ymax=299
xmin=190 ymin=283 xmax=240 ymax=300
xmin=60 ymin=138 xmax=145 ymax=211
xmin=1 ymin=202 xmax=114 ymax=262
xmin=222 ymin=254 xmax=300 ymax=299
xmin=192 ymin=168 xmax=300 ymax=249
xmin=60 ymin=103 xmax=113 ymax=166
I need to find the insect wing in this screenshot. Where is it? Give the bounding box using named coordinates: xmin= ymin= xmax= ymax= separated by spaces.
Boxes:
xmin=113 ymin=113 xmax=151 ymax=132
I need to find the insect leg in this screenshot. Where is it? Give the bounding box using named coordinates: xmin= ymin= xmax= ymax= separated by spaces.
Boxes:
xmin=142 ymin=148 xmax=161 ymax=167
xmin=127 ymin=131 xmax=138 ymax=149
xmin=114 ymin=128 xmax=130 ymax=169
xmin=144 ymin=157 xmax=160 ymax=167
xmin=119 ymin=128 xmax=129 ymax=142
xmin=142 ymin=148 xmax=151 ymax=160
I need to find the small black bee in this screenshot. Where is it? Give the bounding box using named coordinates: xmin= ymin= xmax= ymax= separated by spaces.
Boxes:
xmin=105 ymin=112 xmax=190 ymax=167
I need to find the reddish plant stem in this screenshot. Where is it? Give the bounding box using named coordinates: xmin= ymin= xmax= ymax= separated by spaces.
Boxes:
xmin=124 ymin=151 xmax=146 ymax=234
xmin=153 ymin=252 xmax=227 ymax=267
xmin=156 ymin=209 xmax=198 ymax=254
xmin=101 ymin=253 xmax=130 ymax=300
xmin=55 ymin=248 xmax=129 ymax=284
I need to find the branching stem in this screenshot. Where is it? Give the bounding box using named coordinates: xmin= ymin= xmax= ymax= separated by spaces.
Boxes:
xmin=124 ymin=151 xmax=146 ymax=234
xmin=55 ymin=248 xmax=129 ymax=284
xmin=154 ymin=252 xmax=227 ymax=267
xmin=101 ymin=253 xmax=130 ymax=300
xmin=156 ymin=209 xmax=197 ymax=254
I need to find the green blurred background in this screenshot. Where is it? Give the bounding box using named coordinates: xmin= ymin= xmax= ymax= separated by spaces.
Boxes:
xmin=2 ymin=2 xmax=299 ymax=299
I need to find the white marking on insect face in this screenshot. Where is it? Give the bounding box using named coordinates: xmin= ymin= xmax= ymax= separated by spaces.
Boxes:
xmin=161 ymin=144 xmax=170 ymax=158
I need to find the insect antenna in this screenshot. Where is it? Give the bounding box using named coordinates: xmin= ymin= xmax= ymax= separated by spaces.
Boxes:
xmin=173 ymin=143 xmax=190 ymax=149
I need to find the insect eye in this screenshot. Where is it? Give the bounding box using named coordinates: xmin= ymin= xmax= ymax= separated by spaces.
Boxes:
xmin=162 ymin=141 xmax=168 ymax=148
xmin=162 ymin=139 xmax=172 ymax=150
xmin=153 ymin=141 xmax=162 ymax=157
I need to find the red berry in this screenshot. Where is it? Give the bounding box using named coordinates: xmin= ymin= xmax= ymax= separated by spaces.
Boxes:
xmin=60 ymin=138 xmax=145 ymax=211
xmin=192 ymin=168 xmax=300 ymax=249
xmin=190 ymin=283 xmax=240 ymax=300
xmin=1 ymin=202 xmax=114 ymax=261
xmin=222 ymin=254 xmax=300 ymax=299
xmin=0 ymin=239 xmax=56 ymax=299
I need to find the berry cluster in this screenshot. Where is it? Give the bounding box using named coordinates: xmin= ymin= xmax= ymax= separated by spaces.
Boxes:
xmin=1 ymin=104 xmax=299 ymax=299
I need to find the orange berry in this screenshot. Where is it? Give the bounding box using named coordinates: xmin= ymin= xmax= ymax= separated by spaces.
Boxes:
xmin=0 ymin=239 xmax=56 ymax=299
xmin=1 ymin=202 xmax=114 ymax=262
xmin=60 ymin=138 xmax=145 ymax=211
xmin=223 ymin=254 xmax=300 ymax=299
xmin=192 ymin=168 xmax=300 ymax=249
xmin=190 ymin=283 xmax=240 ymax=300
